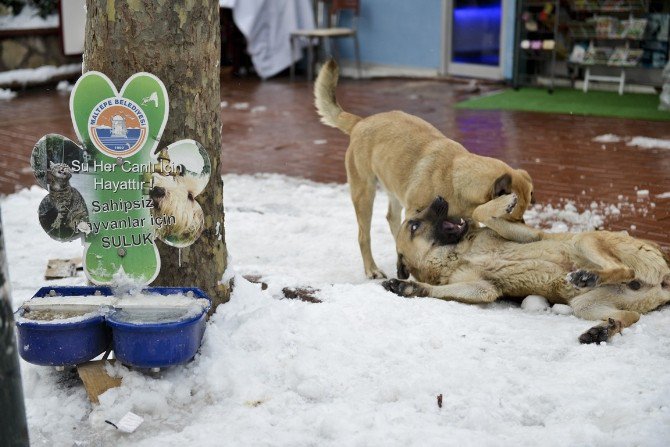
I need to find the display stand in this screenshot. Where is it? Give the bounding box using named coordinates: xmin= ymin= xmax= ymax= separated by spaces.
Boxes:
xmin=583 ymin=66 xmax=626 ymax=93
xmin=567 ymin=1 xmax=669 ymax=93
xmin=513 ymin=0 xmax=562 ymax=93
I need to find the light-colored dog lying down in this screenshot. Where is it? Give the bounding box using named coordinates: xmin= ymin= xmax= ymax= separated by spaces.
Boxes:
xmin=383 ymin=195 xmax=670 ymax=344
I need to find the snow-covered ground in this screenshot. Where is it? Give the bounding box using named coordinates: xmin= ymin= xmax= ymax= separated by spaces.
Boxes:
xmin=0 ymin=63 xmax=81 ymax=89
xmin=0 ymin=7 xmax=58 ymax=30
xmin=3 ymin=174 xmax=669 ymax=446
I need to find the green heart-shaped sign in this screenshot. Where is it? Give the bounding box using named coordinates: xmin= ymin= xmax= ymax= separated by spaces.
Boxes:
xmin=69 ymin=72 xmax=169 ymax=284
xmin=32 ymin=72 xmax=210 ymax=286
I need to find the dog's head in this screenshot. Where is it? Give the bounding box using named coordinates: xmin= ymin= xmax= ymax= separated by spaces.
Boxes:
xmin=396 ymin=196 xmax=472 ymax=281
xmin=150 ymin=173 xmax=207 ymax=247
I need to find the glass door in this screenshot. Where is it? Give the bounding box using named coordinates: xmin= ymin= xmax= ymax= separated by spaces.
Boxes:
xmin=444 ymin=0 xmax=505 ymax=79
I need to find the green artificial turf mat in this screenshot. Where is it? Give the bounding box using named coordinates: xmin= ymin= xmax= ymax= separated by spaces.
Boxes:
xmin=456 ymin=87 xmax=670 ymax=121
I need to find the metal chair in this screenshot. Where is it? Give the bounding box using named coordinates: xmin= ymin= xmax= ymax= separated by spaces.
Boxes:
xmin=290 ymin=0 xmax=362 ymax=81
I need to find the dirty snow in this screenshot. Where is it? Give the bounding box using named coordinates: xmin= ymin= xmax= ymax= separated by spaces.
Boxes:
xmin=627 ymin=137 xmax=670 ymax=150
xmin=0 ymin=6 xmax=58 ymax=30
xmin=2 ymin=174 xmax=669 ymax=446
xmin=0 ymin=63 xmax=81 ymax=88
xmin=56 ymin=80 xmax=74 ymax=93
xmin=0 ymin=87 xmax=17 ymax=100
xmin=592 ymin=134 xmax=622 ymax=143
xmin=593 ymin=134 xmax=670 ymax=151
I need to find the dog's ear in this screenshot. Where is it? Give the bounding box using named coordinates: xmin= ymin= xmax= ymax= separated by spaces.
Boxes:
xmin=397 ymin=254 xmax=410 ymax=280
xmin=491 ymin=173 xmax=512 ymax=199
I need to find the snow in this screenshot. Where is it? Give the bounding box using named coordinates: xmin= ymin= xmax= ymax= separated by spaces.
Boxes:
xmin=0 ymin=7 xmax=58 ymax=30
xmin=520 ymin=295 xmax=550 ymax=312
xmin=592 ymin=134 xmax=622 ymax=143
xmin=16 ymin=309 xmax=101 ymax=325
xmin=0 ymin=87 xmax=17 ymax=100
xmin=522 ymin=201 xmax=604 ymax=233
xmin=592 ymin=133 xmax=670 ymax=149
xmin=627 ymin=137 xmax=670 ymax=150
xmin=0 ymin=63 xmax=81 ymax=88
xmin=657 ymin=192 xmax=670 ymax=199
xmin=2 ymin=174 xmax=669 ymax=446
xmin=57 ymin=80 xmax=75 ymax=93
xmin=551 ymin=304 xmax=573 ymax=316
xmin=592 ymin=134 xmax=670 ymax=151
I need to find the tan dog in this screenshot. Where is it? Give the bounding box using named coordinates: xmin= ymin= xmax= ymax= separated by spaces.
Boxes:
xmin=383 ymin=195 xmax=670 ymax=344
xmin=314 ymin=59 xmax=535 ymax=279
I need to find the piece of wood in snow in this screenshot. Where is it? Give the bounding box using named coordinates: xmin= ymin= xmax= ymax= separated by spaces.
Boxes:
xmin=77 ymin=360 xmax=122 ymax=405
xmin=44 ymin=257 xmax=82 ymax=280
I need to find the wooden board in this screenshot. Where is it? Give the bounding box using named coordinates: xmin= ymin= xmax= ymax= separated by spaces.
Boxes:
xmin=77 ymin=360 xmax=122 ymax=404
xmin=45 ymin=257 xmax=82 ymax=280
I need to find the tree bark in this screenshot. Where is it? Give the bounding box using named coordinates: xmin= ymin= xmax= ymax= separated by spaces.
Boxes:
xmin=84 ymin=0 xmax=229 ymax=307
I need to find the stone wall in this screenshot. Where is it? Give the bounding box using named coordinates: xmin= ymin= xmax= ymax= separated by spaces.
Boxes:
xmin=0 ymin=33 xmax=80 ymax=71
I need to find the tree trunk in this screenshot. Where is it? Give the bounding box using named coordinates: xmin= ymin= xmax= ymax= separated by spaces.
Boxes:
xmin=84 ymin=0 xmax=229 ymax=307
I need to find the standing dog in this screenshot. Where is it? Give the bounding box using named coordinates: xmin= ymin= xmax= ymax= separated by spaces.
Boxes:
xmin=383 ymin=195 xmax=670 ymax=344
xmin=314 ymin=60 xmax=535 ymax=279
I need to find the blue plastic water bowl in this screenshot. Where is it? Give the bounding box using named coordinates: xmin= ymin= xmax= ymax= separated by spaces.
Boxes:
xmin=15 ymin=286 xmax=113 ymax=367
xmin=106 ymin=287 xmax=210 ymax=369
xmin=15 ymin=286 xmax=211 ymax=369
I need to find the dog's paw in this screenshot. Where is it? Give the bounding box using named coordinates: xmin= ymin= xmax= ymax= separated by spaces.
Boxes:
xmin=382 ymin=278 xmax=425 ymax=297
xmin=366 ymin=268 xmax=387 ymax=280
xmin=579 ymin=318 xmax=622 ymax=345
xmin=567 ymin=270 xmax=599 ymax=288
xmin=504 ymin=193 xmax=518 ymax=215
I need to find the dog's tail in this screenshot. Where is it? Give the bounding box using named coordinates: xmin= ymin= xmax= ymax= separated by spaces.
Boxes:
xmin=314 ymin=59 xmax=362 ymax=135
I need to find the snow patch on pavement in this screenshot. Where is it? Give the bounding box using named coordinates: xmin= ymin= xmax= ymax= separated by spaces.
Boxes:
xmin=592 ymin=134 xmax=622 ymax=143
xmin=627 ymin=137 xmax=670 ymax=150
xmin=593 ymin=134 xmax=670 ymax=151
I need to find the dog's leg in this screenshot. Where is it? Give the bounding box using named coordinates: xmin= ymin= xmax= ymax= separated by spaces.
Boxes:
xmin=347 ymin=158 xmax=386 ymax=279
xmin=570 ymin=288 xmax=640 ymax=344
xmin=386 ymin=195 xmax=403 ymax=240
xmin=570 ymin=236 xmax=635 ymax=287
xmin=472 ymin=194 xmax=543 ymax=243
xmin=382 ymin=278 xmax=500 ymax=304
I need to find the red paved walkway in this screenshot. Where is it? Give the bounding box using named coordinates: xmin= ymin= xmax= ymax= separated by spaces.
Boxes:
xmin=1 ymin=75 xmax=668 ymax=248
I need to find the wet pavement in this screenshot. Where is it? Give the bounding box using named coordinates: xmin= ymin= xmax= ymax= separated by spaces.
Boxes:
xmin=1 ymin=73 xmax=668 ymax=248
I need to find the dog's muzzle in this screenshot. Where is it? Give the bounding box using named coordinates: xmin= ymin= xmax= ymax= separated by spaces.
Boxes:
xmin=428 ymin=197 xmax=468 ymax=245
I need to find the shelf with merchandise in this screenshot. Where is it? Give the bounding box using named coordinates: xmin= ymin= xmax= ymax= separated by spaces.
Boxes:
xmin=569 ymin=0 xmax=649 ymax=14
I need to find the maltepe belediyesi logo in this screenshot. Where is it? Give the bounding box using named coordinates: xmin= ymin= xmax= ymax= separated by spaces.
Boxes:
xmin=89 ymin=98 xmax=148 ymax=158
